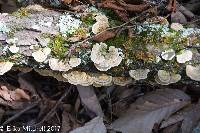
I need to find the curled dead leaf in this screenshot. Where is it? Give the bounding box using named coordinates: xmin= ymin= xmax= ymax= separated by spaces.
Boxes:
xmin=0 ymin=86 xmax=12 ymax=101
xmin=118 ymin=1 xmax=150 ymax=12
xmin=0 ymin=84 xmax=30 ymax=102
xmin=11 ymin=88 xmax=30 ymax=101
xmin=114 ymin=10 xmax=129 ymax=22
xmin=92 ymin=31 xmax=116 ymax=42
xmin=62 ymin=0 xmax=73 ymax=4
xmin=97 ymin=1 xmax=125 ymax=11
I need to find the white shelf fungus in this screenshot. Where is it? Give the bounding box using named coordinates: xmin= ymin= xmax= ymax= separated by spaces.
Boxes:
xmin=32 ymin=47 xmax=51 ymax=62
xmin=93 ymin=74 xmax=112 ymax=87
xmin=0 ymin=62 xmax=14 ymax=75
xmin=156 ymin=70 xmax=181 ymax=85
xmin=69 ymin=57 xmax=81 ymax=68
xmin=6 ymin=38 xmax=18 ymax=44
xmin=176 ymin=50 xmax=193 ymax=63
xmin=95 ymin=14 xmax=109 ymax=22
xmin=129 ymin=69 xmax=150 ymax=80
xmin=113 ymin=77 xmax=132 ymax=86
xmin=62 ymin=71 xmax=94 ymax=86
xmin=161 ymin=49 xmax=175 ymax=60
xmin=91 ymin=43 xmax=123 ymax=71
xmin=8 ymin=45 xmax=19 ymax=53
xmin=49 ymin=58 xmax=72 ymax=72
xmin=170 ymin=23 xmax=183 ymax=31
xmin=186 ymin=65 xmax=200 ymax=81
xmin=92 ymin=14 xmax=109 ymax=34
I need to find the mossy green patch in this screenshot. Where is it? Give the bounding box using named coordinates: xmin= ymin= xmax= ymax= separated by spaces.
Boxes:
xmin=12 ymin=7 xmax=29 ymax=18
xmin=81 ymin=14 xmax=95 ymax=26
xmin=104 ymin=34 xmax=129 ymax=47
xmin=48 ymin=34 xmax=68 ymax=59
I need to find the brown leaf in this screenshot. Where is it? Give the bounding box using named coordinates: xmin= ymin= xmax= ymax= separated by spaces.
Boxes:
xmin=11 ymin=88 xmax=30 ymax=100
xmin=0 ymin=86 xmax=12 ymax=101
xmin=0 ymin=84 xmax=30 ymax=102
xmin=114 ymin=10 xmax=129 ymax=22
xmin=62 ymin=0 xmax=73 ymax=4
xmin=61 ymin=110 xmax=71 ymax=133
xmin=119 ymin=2 xmax=150 ymax=12
xmin=167 ymin=0 xmax=176 ymax=12
xmin=70 ymin=5 xmax=87 ymax=12
xmin=112 ymin=89 xmax=191 ymax=133
xmin=92 ymin=31 xmax=116 ymax=42
xmin=97 ymin=1 xmax=125 ymax=11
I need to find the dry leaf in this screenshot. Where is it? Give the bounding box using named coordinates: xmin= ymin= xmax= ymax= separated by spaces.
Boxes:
xmin=62 ymin=0 xmax=73 ymax=4
xmin=160 ymin=102 xmax=200 ymax=133
xmin=69 ymin=117 xmax=106 ymax=133
xmin=0 ymin=84 xmax=30 ymax=102
xmin=0 ymin=86 xmax=12 ymax=101
xmin=92 ymin=31 xmax=116 ymax=42
xmin=76 ymin=85 xmax=104 ymax=117
xmin=61 ymin=110 xmax=71 ymax=133
xmin=171 ymin=11 xmax=187 ymax=24
xmin=11 ymin=88 xmax=30 ymax=100
xmin=180 ymin=103 xmax=200 ymax=133
xmin=112 ymin=89 xmax=191 ymax=133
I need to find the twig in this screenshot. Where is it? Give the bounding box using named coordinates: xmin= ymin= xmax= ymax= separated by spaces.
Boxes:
xmin=34 ymin=85 xmax=73 ymax=126
xmin=2 ymin=100 xmax=40 ymax=126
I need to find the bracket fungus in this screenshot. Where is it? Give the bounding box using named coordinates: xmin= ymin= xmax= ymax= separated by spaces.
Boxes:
xmin=93 ymin=74 xmax=113 ymax=87
xmin=62 ymin=71 xmax=94 ymax=86
xmin=155 ymin=70 xmax=181 ymax=85
xmin=129 ymin=69 xmax=150 ymax=80
xmin=92 ymin=14 xmax=109 ymax=34
xmin=49 ymin=58 xmax=72 ymax=72
xmin=170 ymin=23 xmax=184 ymax=31
xmin=113 ymin=77 xmax=133 ymax=86
xmin=0 ymin=62 xmax=14 ymax=75
xmin=161 ymin=49 xmax=176 ymax=61
xmin=91 ymin=43 xmax=123 ymax=71
xmin=186 ymin=65 xmax=200 ymax=81
xmin=32 ymin=47 xmax=51 ymax=62
xmin=176 ymin=50 xmax=193 ymax=63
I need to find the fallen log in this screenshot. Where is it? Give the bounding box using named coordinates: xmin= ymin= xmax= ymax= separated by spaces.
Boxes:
xmin=0 ymin=5 xmax=200 ymax=87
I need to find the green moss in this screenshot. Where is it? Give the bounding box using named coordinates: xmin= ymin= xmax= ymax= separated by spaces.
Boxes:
xmin=81 ymin=14 xmax=95 ymax=26
xmin=105 ymin=34 xmax=129 ymax=47
xmin=12 ymin=7 xmax=29 ymax=18
xmin=48 ymin=34 xmax=68 ymax=59
xmin=74 ymin=28 xmax=87 ymax=38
